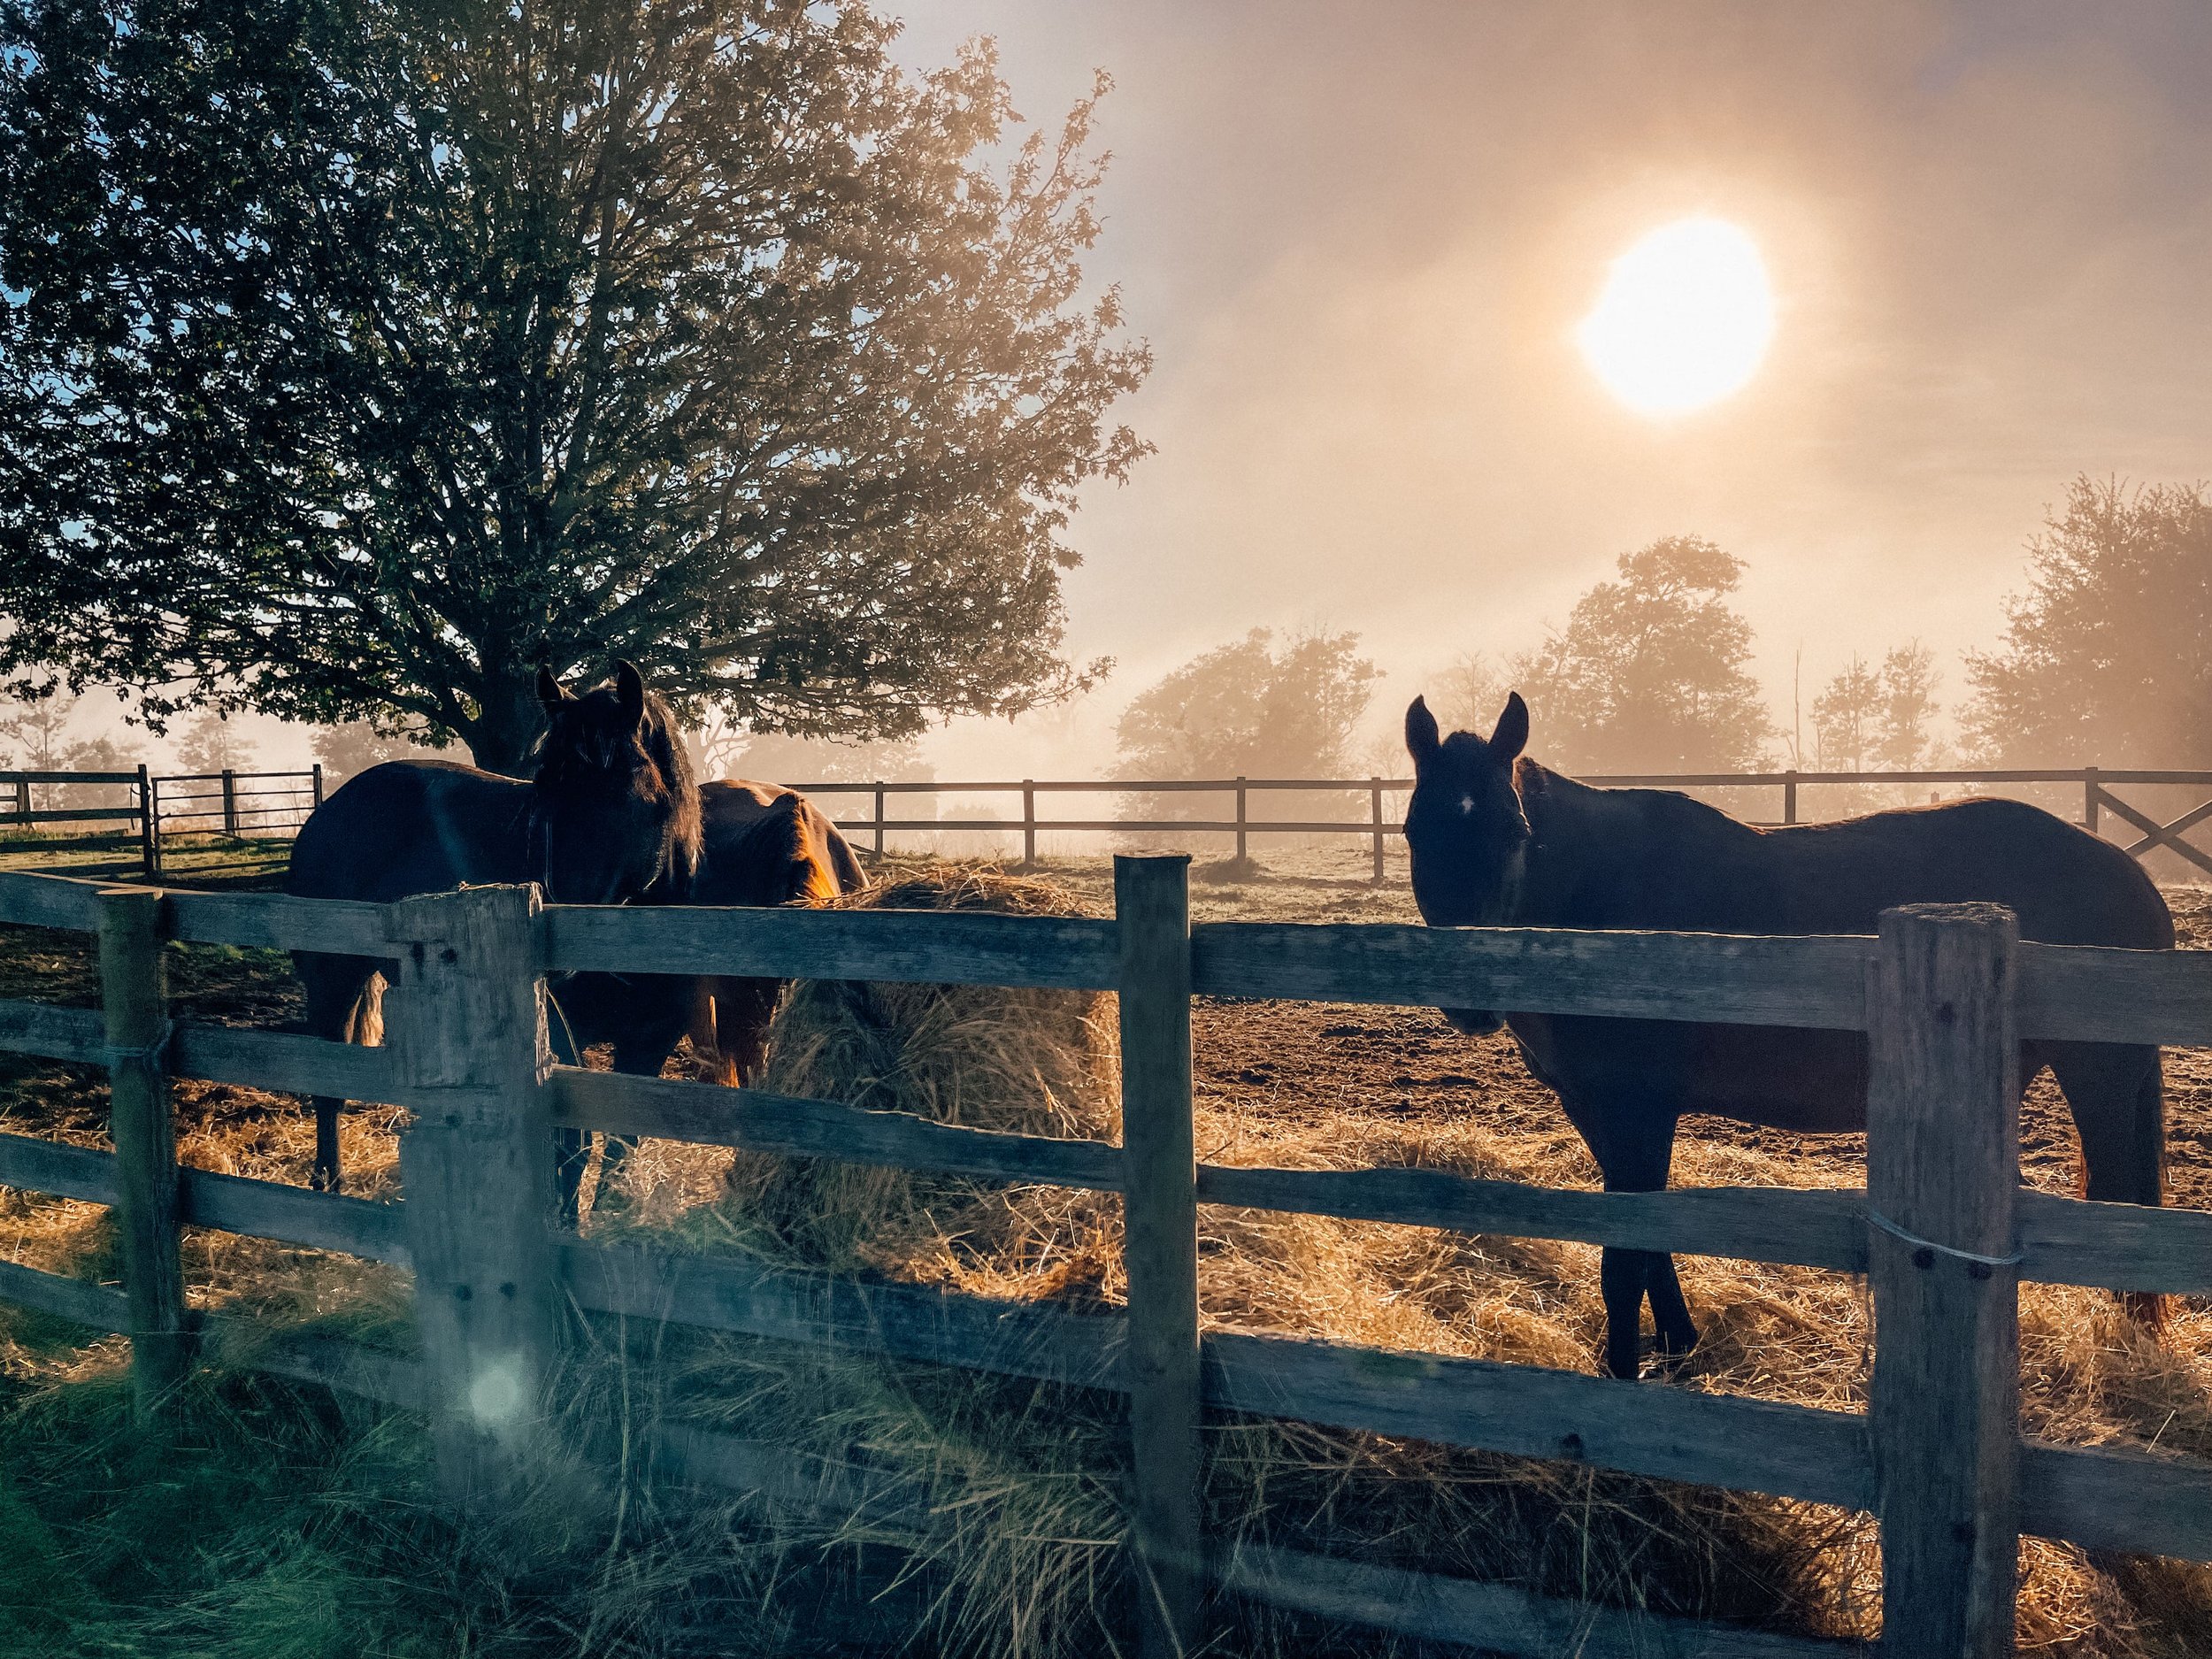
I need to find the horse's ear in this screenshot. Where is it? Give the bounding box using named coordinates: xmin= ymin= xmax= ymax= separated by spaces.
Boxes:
xmin=1405 ymin=696 xmax=1440 ymax=768
xmin=537 ymin=665 xmax=572 ymax=710
xmin=613 ymin=660 xmax=646 ymax=727
xmin=1489 ymin=692 xmax=1529 ymax=763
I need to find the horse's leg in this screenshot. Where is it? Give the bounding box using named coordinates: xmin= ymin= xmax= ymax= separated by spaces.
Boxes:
xmin=2050 ymin=1040 xmax=2167 ymax=1328
xmin=588 ymin=983 xmax=691 ymax=1213
xmin=543 ymin=992 xmax=589 ymax=1225
xmin=296 ymin=952 xmax=379 ymax=1194
xmin=1647 ymin=1253 xmax=1697 ymax=1362
xmin=1588 ymin=1105 xmax=1690 ymax=1380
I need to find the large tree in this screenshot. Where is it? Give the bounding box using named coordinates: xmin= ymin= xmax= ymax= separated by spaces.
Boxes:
xmin=1114 ymin=628 xmax=1380 ymax=782
xmin=1510 ymin=535 xmax=1772 ymax=772
xmin=0 ymin=0 xmax=1147 ymax=772
xmin=1963 ymin=477 xmax=2212 ymax=767
xmin=1810 ymin=643 xmax=1939 ymax=772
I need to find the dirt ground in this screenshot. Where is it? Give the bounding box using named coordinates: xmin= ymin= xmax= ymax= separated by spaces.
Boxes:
xmin=2 ymin=847 xmax=2209 ymax=1653
xmin=1039 ymin=853 xmax=2212 ymax=1219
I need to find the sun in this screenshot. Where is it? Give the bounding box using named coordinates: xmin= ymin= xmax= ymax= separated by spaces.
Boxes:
xmin=1576 ymin=217 xmax=1776 ymax=417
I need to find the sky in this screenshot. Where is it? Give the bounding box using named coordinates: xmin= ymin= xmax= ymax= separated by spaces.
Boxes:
xmin=95 ymin=0 xmax=2212 ymax=780
xmin=877 ymin=0 xmax=2212 ymax=777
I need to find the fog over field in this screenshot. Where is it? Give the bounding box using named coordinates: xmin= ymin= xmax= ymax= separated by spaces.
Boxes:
xmin=38 ymin=1 xmax=2212 ymax=782
xmin=884 ymin=0 xmax=2212 ymax=778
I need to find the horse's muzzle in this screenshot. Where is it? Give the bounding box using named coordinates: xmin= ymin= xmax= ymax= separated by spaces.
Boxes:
xmin=1442 ymin=1007 xmax=1504 ymax=1036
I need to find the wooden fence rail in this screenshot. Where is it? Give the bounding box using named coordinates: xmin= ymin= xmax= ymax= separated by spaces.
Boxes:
xmin=787 ymin=766 xmax=2212 ymax=879
xmin=0 ymin=865 xmax=2208 ymax=1655
xmin=13 ymin=764 xmax=2212 ymax=886
xmin=2 ymin=767 xmax=323 ymax=878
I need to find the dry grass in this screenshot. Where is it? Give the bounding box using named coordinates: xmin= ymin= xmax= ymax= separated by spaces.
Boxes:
xmin=619 ymin=859 xmax=2212 ymax=1656
xmin=0 ymin=859 xmax=2208 ymax=1654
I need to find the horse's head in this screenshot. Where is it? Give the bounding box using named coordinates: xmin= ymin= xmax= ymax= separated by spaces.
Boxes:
xmin=533 ymin=662 xmax=703 ymax=903
xmin=1403 ymin=691 xmax=1532 ymax=1036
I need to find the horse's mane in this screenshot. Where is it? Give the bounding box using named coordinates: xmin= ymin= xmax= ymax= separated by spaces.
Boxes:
xmin=639 ymin=689 xmax=703 ymax=895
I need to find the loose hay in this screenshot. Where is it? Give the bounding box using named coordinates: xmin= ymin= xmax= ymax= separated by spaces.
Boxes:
xmin=693 ymin=864 xmax=1864 ymax=1655
xmin=4 ymin=875 xmax=2210 ymax=1654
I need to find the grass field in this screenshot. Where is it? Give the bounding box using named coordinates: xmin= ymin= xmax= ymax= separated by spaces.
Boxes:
xmin=0 ymin=841 xmax=2207 ymax=1655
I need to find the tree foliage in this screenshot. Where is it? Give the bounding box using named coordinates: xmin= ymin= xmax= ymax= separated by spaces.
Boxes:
xmin=707 ymin=725 xmax=931 ymax=784
xmin=1115 ymin=628 xmax=1380 ymax=781
xmin=0 ymin=689 xmax=142 ymax=808
xmin=1509 ymin=535 xmax=1772 ymax=772
xmin=0 ymin=0 xmax=1148 ymax=772
xmin=1963 ymin=478 xmax=2212 ymax=766
xmin=1811 ymin=643 xmax=1939 ymax=772
xmin=175 ymin=710 xmax=257 ymax=776
xmin=1425 ymin=651 xmax=1509 ymax=741
xmin=311 ymin=720 xmax=436 ymax=785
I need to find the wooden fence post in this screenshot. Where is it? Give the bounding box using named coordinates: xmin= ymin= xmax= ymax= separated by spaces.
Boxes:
xmin=1024 ymin=780 xmax=1037 ymax=869
xmin=137 ymin=765 xmax=159 ymax=878
xmin=311 ymin=763 xmax=325 ymax=809
xmin=1868 ymin=903 xmax=2020 ymax=1658
xmin=1117 ymin=855 xmax=1203 ymax=1656
xmin=386 ymin=885 xmax=561 ymax=1510
xmin=1783 ymin=769 xmax=1800 ymax=826
xmin=98 ymin=886 xmax=188 ymax=1415
xmin=2083 ymin=766 xmax=2100 ymax=833
xmin=220 ymin=769 xmax=238 ymax=836
xmin=1370 ymin=778 xmax=1386 ymax=884
xmin=1234 ymin=779 xmax=1248 ymax=865
xmin=873 ymin=783 xmax=887 ymax=858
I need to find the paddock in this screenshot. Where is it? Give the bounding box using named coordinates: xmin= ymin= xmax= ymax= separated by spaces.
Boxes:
xmin=0 ymin=859 xmax=2208 ymax=1655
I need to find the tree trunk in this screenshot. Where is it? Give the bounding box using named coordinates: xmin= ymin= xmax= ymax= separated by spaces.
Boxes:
xmin=467 ymin=672 xmax=547 ymax=778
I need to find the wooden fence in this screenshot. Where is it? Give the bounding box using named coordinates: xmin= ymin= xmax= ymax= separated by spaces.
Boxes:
xmin=13 ymin=764 xmax=2212 ymax=887
xmin=794 ymin=767 xmax=2212 ymax=879
xmin=2 ymin=767 xmax=324 ymax=876
xmin=0 ymin=863 xmax=2210 ymax=1656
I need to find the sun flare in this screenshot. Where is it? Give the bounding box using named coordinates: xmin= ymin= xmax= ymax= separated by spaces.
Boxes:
xmin=1577 ymin=217 xmax=1776 ymax=417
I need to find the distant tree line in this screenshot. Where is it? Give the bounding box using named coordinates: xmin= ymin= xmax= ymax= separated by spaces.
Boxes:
xmin=1112 ymin=475 xmax=2210 ymax=782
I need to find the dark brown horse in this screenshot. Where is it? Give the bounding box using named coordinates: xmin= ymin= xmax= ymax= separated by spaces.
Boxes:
xmin=550 ymin=779 xmax=866 ymax=1210
xmin=287 ymin=663 xmax=701 ymax=1191
xmin=1402 ymin=692 xmax=2171 ymax=1379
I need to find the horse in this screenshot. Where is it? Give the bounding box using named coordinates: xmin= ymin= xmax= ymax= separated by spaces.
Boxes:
xmin=1402 ymin=691 xmax=2172 ymax=1380
xmin=285 ymin=663 xmax=702 ymax=1191
xmin=549 ymin=779 xmax=867 ymax=1212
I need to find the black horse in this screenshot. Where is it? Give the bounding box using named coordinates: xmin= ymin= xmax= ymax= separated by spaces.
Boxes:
xmin=1402 ymin=692 xmax=2171 ymax=1380
xmin=551 ymin=779 xmax=867 ymax=1213
xmin=287 ymin=663 xmax=701 ymax=1191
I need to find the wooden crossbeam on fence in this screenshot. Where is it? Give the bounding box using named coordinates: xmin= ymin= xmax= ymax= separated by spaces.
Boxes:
xmin=2090 ymin=784 xmax=2212 ymax=876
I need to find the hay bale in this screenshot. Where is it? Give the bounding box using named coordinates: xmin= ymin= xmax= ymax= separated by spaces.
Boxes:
xmin=719 ymin=864 xmax=1122 ymax=1292
xmin=695 ymin=861 xmax=1862 ymax=1657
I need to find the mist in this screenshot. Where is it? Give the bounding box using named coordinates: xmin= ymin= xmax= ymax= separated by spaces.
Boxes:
xmin=891 ymin=0 xmax=2212 ymax=780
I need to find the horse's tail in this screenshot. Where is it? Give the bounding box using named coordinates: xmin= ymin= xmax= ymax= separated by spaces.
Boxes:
xmin=704 ymin=978 xmax=780 ymax=1088
xmin=350 ymin=973 xmax=388 ymax=1048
